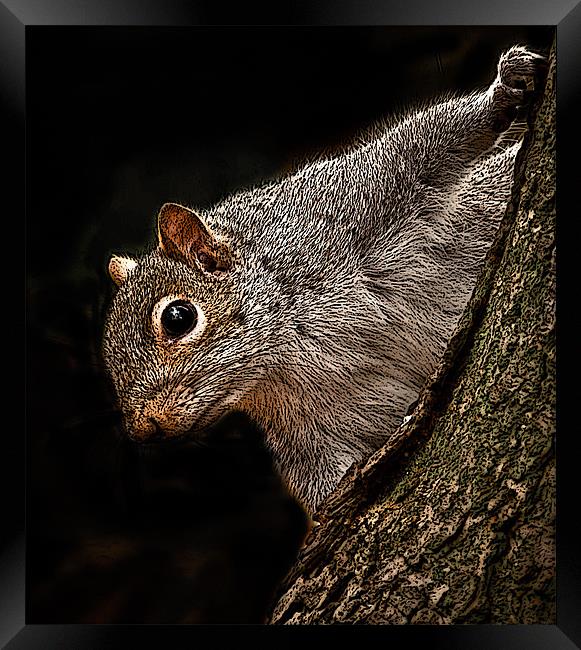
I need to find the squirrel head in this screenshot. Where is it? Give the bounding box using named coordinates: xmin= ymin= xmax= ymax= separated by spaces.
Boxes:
xmin=102 ymin=203 xmax=257 ymax=443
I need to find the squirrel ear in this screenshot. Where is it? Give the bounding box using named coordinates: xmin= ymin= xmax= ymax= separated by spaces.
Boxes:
xmin=108 ymin=255 xmax=137 ymax=286
xmin=157 ymin=202 xmax=231 ymax=274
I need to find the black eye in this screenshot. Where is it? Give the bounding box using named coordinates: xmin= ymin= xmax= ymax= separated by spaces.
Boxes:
xmin=160 ymin=300 xmax=198 ymax=339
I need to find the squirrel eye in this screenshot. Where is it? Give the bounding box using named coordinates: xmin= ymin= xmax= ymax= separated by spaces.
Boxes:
xmin=160 ymin=300 xmax=198 ymax=339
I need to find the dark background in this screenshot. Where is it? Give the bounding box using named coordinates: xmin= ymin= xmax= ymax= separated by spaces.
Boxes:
xmin=26 ymin=26 xmax=554 ymax=624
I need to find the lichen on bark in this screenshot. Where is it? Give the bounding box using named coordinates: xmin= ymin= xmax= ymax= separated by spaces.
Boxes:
xmin=268 ymin=41 xmax=556 ymax=625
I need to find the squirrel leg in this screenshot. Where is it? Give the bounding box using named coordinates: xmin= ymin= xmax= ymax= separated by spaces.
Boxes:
xmin=399 ymin=45 xmax=546 ymax=186
xmin=464 ymin=45 xmax=546 ymax=152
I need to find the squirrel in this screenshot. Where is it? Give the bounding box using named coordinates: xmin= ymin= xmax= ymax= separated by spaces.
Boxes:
xmin=102 ymin=46 xmax=545 ymax=514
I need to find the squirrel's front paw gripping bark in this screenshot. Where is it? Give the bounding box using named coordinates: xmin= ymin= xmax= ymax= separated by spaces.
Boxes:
xmin=490 ymin=45 xmax=547 ymax=131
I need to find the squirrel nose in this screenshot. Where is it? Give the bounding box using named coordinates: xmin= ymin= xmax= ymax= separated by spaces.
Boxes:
xmin=147 ymin=417 xmax=165 ymax=439
xmin=127 ymin=414 xmax=167 ymax=442
xmin=126 ymin=402 xmax=194 ymax=442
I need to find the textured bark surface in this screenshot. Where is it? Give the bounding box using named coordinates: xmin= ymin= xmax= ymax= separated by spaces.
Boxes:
xmin=268 ymin=42 xmax=555 ymax=625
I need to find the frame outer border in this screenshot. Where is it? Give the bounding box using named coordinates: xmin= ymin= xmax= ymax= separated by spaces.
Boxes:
xmin=4 ymin=0 xmax=578 ymax=647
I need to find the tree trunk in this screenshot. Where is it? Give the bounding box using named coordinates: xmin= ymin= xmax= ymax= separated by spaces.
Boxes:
xmin=267 ymin=40 xmax=556 ymax=625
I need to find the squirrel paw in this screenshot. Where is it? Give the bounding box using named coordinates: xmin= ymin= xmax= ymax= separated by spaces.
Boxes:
xmin=494 ymin=45 xmax=546 ymax=100
xmin=490 ymin=45 xmax=546 ymax=131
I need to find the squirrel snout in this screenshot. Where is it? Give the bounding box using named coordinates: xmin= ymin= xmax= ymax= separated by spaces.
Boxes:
xmin=126 ymin=405 xmax=193 ymax=442
xmin=126 ymin=414 xmax=164 ymax=442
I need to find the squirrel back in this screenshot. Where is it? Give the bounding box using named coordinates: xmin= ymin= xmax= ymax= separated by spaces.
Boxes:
xmin=103 ymin=46 xmax=543 ymax=513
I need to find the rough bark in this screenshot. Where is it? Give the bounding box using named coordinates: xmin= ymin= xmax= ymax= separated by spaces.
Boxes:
xmin=267 ymin=42 xmax=555 ymax=625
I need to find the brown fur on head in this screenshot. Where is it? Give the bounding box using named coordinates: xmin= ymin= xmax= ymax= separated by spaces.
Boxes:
xmin=103 ymin=203 xmax=250 ymax=442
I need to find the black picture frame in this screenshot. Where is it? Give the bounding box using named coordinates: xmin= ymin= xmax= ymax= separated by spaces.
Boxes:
xmin=5 ymin=0 xmax=579 ymax=647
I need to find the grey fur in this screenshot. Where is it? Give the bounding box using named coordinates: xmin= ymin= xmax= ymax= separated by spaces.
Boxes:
xmin=102 ymin=46 xmax=543 ymax=513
